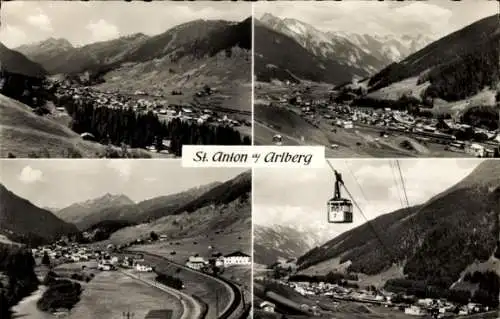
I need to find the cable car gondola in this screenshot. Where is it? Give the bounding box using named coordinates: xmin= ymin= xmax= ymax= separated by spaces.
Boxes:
xmin=327 ymin=170 xmax=353 ymax=223
xmin=272 ymin=134 xmax=283 ymax=146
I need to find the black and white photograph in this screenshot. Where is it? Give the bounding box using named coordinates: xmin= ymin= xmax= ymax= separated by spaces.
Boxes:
xmin=0 ymin=1 xmax=252 ymax=159
xmin=253 ymin=159 xmax=500 ymax=318
xmin=0 ymin=160 xmax=252 ymax=319
xmin=253 ymin=0 xmax=500 ymax=158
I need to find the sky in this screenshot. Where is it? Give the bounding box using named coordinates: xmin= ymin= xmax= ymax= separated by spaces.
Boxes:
xmin=0 ymin=160 xmax=245 ymax=209
xmin=0 ymin=1 xmax=252 ymax=48
xmin=254 ymin=159 xmax=484 ymax=243
xmin=255 ymin=0 xmax=498 ymax=39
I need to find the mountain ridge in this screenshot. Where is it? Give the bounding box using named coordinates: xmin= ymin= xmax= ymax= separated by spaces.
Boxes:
xmin=297 ymin=160 xmax=500 ymax=290
xmin=0 ymin=183 xmax=78 ymax=245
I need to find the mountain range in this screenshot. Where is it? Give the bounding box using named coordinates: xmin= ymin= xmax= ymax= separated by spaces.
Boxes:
xmin=254 ymin=224 xmax=323 ymax=266
xmin=296 ymin=160 xmax=500 ymax=289
xmin=254 ymin=13 xmax=434 ymax=84
xmin=12 ymin=18 xmax=252 ymax=86
xmin=0 ymin=170 xmax=251 ymax=247
xmin=255 ymin=13 xmax=499 ymax=110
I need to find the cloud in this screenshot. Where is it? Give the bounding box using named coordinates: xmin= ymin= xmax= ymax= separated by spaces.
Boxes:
xmin=27 ymin=11 xmax=53 ymax=32
xmin=254 ymin=159 xmax=481 ymax=238
xmin=18 ymin=166 xmax=43 ymax=184
xmin=0 ymin=24 xmax=28 ymax=48
xmin=85 ymin=19 xmax=120 ymax=42
xmin=254 ymin=0 xmax=492 ymax=38
xmin=106 ymin=160 xmax=131 ymax=180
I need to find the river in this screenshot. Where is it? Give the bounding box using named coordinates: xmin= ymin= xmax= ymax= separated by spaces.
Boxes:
xmin=11 ymin=285 xmax=54 ymax=319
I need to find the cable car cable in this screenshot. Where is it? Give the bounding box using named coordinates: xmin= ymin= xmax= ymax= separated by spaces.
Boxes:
xmin=344 ymin=160 xmax=369 ymax=205
xmin=395 ymin=160 xmax=410 ymax=209
xmin=326 ymin=160 xmax=401 ymax=270
xmin=390 ymin=161 xmax=405 ymax=209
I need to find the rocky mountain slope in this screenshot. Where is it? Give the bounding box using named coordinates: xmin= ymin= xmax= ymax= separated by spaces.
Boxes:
xmin=255 ymin=14 xmax=433 ymax=85
xmin=254 ymin=224 xmax=322 ymax=266
xmin=15 ymin=18 xmax=252 ymax=82
xmin=367 ymin=14 xmax=500 ymax=104
xmin=297 ymin=160 xmax=500 ymax=289
xmin=55 ymin=183 xmax=220 ymax=230
xmin=0 ymin=184 xmax=79 ymax=245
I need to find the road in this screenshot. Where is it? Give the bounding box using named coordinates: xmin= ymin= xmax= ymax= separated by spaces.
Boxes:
xmin=120 ymin=269 xmax=202 ymax=319
xmin=126 ymin=250 xmax=243 ymax=319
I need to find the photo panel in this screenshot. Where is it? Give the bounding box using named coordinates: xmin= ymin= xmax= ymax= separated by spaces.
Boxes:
xmin=253 ymin=158 xmax=500 ymax=318
xmin=0 ymin=1 xmax=252 ymax=159
xmin=253 ymin=0 xmax=500 ymax=158
xmin=0 ymin=159 xmax=252 ymax=319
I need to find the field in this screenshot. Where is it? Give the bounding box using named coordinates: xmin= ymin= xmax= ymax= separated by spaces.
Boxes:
xmin=255 ymin=280 xmax=418 ymax=319
xmin=254 ymin=102 xmax=473 ymax=158
xmin=129 ymin=231 xmax=251 ymax=267
xmin=14 ymin=261 xmax=182 ymax=319
xmin=0 ymin=93 xmax=167 ymax=158
xmin=67 ymin=270 xmax=183 ymax=319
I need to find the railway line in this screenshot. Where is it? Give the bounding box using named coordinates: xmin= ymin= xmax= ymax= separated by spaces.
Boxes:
xmin=125 ymin=250 xmax=244 ymax=319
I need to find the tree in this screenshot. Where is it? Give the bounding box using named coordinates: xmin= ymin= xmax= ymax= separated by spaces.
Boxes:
xmin=150 ymin=232 xmax=159 ymax=241
xmin=41 ymin=251 xmax=50 ymax=266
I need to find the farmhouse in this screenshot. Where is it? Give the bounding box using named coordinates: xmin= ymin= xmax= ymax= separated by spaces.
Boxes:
xmin=186 ymin=256 xmax=207 ymax=270
xmin=223 ymin=251 xmax=251 ymax=266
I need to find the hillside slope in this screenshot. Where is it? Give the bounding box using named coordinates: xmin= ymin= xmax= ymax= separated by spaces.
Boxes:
xmin=254 ymin=21 xmax=361 ymax=85
xmin=0 ymin=42 xmax=47 ymax=77
xmin=0 ymin=184 xmax=79 ymax=245
xmin=368 ymin=14 xmax=500 ymax=102
xmin=298 ymin=160 xmax=500 ymax=288
xmin=0 ymin=93 xmax=106 ymax=158
xmin=107 ymin=170 xmax=252 ymax=245
xmin=254 ymin=225 xmax=320 ymax=266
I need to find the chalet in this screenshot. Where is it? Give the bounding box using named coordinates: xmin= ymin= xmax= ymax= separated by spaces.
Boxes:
xmin=135 ymin=263 xmax=153 ymax=272
xmin=259 ymin=301 xmax=275 ymax=313
xmin=404 ymin=306 xmax=425 ymax=316
xmin=186 ymin=256 xmax=206 ymax=270
xmin=223 ymin=251 xmax=251 ymax=266
xmin=465 ymin=143 xmax=485 ymax=157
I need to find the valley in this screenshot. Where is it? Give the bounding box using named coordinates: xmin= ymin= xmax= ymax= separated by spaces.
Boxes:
xmin=253 ymin=8 xmax=500 ymax=158
xmin=0 ymin=161 xmax=252 ymax=319
xmin=0 ymin=2 xmax=252 ymax=158
xmin=253 ymin=159 xmax=500 ymax=319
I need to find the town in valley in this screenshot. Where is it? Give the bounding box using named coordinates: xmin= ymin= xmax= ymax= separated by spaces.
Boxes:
xmin=0 ymin=160 xmax=252 ymax=319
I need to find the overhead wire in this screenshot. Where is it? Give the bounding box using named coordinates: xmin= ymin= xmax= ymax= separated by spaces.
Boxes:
xmin=390 ymin=160 xmax=406 ymax=209
xmin=326 ymin=159 xmax=404 ymax=277
xmin=326 ymin=159 xmax=402 ymax=273
xmin=395 ymin=160 xmax=411 ymax=209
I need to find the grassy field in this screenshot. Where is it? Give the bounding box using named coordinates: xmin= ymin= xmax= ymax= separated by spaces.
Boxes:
xmin=67 ymin=270 xmax=183 ymax=319
xmin=0 ymin=94 xmax=167 ymax=158
xmin=129 ymin=230 xmax=251 ymax=267
xmin=254 ymin=102 xmax=473 ymax=158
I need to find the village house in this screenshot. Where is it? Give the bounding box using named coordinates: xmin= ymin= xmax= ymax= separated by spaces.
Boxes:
xmin=223 ymin=251 xmax=251 ymax=266
xmin=259 ymin=301 xmax=275 ymax=313
xmin=186 ymin=256 xmax=207 ymax=270
xmin=404 ymin=305 xmax=425 ymax=316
